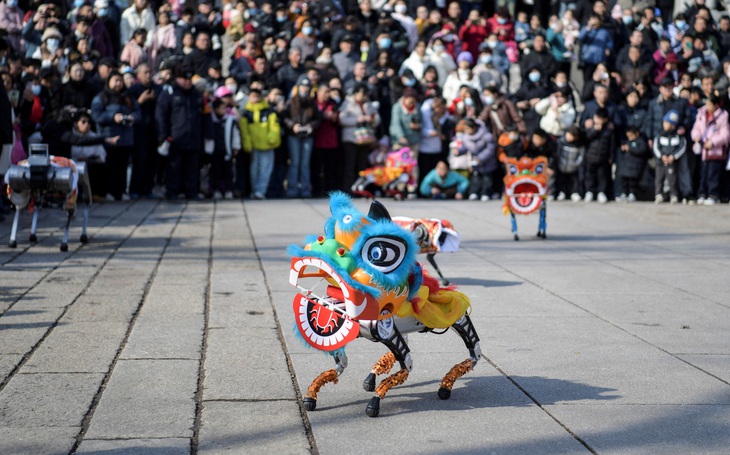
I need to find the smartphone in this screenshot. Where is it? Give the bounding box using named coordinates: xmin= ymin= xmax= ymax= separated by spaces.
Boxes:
xmin=8 ymin=89 xmax=19 ymax=106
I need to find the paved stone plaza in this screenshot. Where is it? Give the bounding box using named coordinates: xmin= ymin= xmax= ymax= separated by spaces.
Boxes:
xmin=0 ymin=198 xmax=728 ymax=454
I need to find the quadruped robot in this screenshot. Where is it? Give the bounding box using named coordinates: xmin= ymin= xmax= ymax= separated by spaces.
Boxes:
xmin=5 ymin=144 xmax=92 ymax=252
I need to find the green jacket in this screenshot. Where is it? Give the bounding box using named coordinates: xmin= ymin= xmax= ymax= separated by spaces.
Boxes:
xmin=390 ymin=100 xmax=423 ymax=146
xmin=240 ymin=100 xmax=282 ymax=152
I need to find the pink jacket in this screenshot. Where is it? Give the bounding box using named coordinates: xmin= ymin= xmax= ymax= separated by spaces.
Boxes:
xmin=0 ymin=3 xmax=25 ymax=53
xmin=690 ymin=107 xmax=730 ymax=161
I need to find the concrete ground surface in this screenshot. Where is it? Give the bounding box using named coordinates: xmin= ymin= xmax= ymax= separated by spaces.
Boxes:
xmin=0 ymin=197 xmax=728 ymax=455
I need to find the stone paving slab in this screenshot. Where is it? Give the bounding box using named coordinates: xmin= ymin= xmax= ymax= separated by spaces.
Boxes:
xmin=84 ymin=359 xmax=198 ymax=440
xmin=76 ymin=438 xmax=191 ymax=455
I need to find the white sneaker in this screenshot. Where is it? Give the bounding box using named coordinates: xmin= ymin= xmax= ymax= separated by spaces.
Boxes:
xmin=704 ymin=197 xmax=717 ymax=206
xmin=584 ymin=191 xmax=594 ymax=202
xmin=616 ymin=193 xmax=627 ymax=202
xmin=224 ymin=191 xmax=233 ymax=200
xmin=252 ymin=192 xmax=265 ymax=200
xmin=121 ymin=193 xmax=130 ymax=201
xmin=468 ymin=193 xmax=479 ymax=201
xmin=627 ymin=193 xmax=637 ymax=203
xmin=213 ymin=191 xmax=223 ymax=200
xmin=597 ymin=192 xmax=608 ymax=203
xmin=570 ymin=192 xmax=582 ymax=202
xmin=696 ymin=197 xmax=706 ymax=204
xmin=480 ymin=195 xmax=490 ymax=202
xmin=557 ymin=191 xmax=566 ymax=201
xmin=105 ymin=193 xmax=115 ymax=202
xmin=670 ymin=195 xmax=679 ymax=204
xmin=654 ymin=194 xmax=664 ymax=204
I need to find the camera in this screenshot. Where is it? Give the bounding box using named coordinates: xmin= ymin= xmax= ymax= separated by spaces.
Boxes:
xmin=121 ymin=115 xmax=133 ymax=126
xmin=601 ymin=73 xmax=609 ymax=81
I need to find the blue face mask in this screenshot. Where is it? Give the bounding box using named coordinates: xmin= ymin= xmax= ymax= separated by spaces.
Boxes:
xmin=7 ymin=0 xmax=18 ymax=7
xmin=497 ymin=18 xmax=507 ymax=25
xmin=302 ymin=26 xmax=313 ymax=36
xmin=676 ymin=20 xmax=686 ymax=29
xmin=74 ymin=0 xmax=84 ymax=8
xmin=464 ymin=98 xmax=474 ymax=106
xmin=479 ymin=55 xmax=492 ymax=65
xmin=622 ymin=16 xmax=633 ymax=25
xmin=404 ymin=78 xmax=416 ymax=87
xmin=378 ymin=38 xmax=392 ymax=49
xmin=277 ymin=16 xmax=287 ymax=23
xmin=31 ymin=85 xmax=41 ymax=96
xmin=98 ymin=8 xmax=108 ymax=17
xmin=528 ymin=72 xmax=541 ymax=83
xmin=484 ymin=95 xmax=495 ymax=105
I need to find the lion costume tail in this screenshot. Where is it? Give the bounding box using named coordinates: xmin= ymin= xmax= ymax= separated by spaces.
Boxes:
xmin=395 ymin=272 xmax=471 ymax=329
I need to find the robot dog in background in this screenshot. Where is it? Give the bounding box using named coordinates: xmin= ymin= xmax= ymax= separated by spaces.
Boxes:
xmin=289 ymin=192 xmax=480 ymax=417
xmin=351 ymin=147 xmax=418 ymax=200
xmin=392 ymin=216 xmax=459 ymax=286
xmin=500 ymin=155 xmax=549 ymax=241
xmin=5 ymin=144 xmax=92 ymax=252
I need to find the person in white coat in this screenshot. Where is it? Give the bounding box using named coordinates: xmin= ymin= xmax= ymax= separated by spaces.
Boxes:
xmin=120 ymin=0 xmax=156 ymax=48
xmin=534 ymin=87 xmax=576 ymax=138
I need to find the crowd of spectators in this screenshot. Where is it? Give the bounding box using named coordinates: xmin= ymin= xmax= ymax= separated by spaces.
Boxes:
xmin=1 ymin=0 xmax=730 ymax=204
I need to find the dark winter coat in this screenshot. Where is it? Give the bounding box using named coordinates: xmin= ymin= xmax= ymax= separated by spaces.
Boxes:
xmin=584 ymin=126 xmax=615 ymax=164
xmin=644 ymin=94 xmax=693 ymax=141
xmin=155 ymin=83 xmax=208 ymax=150
xmin=618 ymin=136 xmax=650 ymax=179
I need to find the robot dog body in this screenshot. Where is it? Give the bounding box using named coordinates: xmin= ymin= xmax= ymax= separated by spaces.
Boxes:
xmin=5 ymin=144 xmax=91 ymax=251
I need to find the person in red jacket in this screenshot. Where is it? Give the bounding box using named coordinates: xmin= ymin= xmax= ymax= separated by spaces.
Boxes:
xmin=312 ymin=83 xmax=341 ymax=196
xmin=459 ymin=10 xmax=490 ymax=62
xmin=487 ymin=7 xmax=515 ymax=43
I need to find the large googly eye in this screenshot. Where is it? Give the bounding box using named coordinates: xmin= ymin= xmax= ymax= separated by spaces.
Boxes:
xmin=361 ymin=236 xmax=407 ymax=274
xmin=342 ymin=214 xmax=353 ymax=224
xmin=509 ymin=164 xmax=518 ymax=175
xmin=534 ymin=163 xmax=544 ymax=174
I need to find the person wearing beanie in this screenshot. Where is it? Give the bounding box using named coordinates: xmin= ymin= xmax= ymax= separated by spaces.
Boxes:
xmin=442 ymin=49 xmax=481 ymax=104
xmin=652 ymin=109 xmax=687 ymax=204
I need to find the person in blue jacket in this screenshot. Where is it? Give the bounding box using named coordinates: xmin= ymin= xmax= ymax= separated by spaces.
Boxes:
xmin=578 ymin=14 xmax=614 ymax=85
xmin=419 ymin=160 xmax=470 ymax=199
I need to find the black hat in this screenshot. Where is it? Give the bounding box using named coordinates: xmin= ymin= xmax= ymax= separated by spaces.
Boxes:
xmin=176 ymin=65 xmax=195 ymax=79
xmin=660 ymin=76 xmax=675 ymax=86
xmin=39 ymin=67 xmax=56 ymax=80
xmin=341 ymin=34 xmax=354 ymax=43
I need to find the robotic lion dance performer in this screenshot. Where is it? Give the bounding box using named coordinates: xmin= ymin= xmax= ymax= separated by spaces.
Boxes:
xmin=351 ymin=146 xmax=417 ymax=199
xmin=500 ymin=155 xmax=549 ymax=241
xmin=392 ymin=216 xmax=459 ymax=286
xmin=289 ymin=192 xmax=481 ymax=417
xmin=5 ymin=144 xmax=92 ymax=252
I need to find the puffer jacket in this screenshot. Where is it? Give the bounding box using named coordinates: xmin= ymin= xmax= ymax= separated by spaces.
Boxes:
xmin=458 ymin=120 xmax=497 ymax=174
xmin=240 ymin=100 xmax=281 ymax=152
xmin=690 ymin=106 xmax=730 ymax=161
xmin=90 ymin=90 xmax=141 ymax=147
xmin=535 ymin=96 xmax=576 ymax=137
xmin=618 ymin=136 xmax=650 ymax=179
xmin=339 ymin=96 xmax=380 ymax=145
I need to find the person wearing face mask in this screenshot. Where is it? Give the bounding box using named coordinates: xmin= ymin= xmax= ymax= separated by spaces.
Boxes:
xmin=0 ymin=0 xmax=25 ymax=55
xmin=442 ymin=51 xmax=481 ymax=105
xmin=389 ymin=0 xmax=418 ymax=52
xmin=487 ymin=7 xmax=515 ymax=43
xmin=479 ymin=84 xmax=526 ymax=139
xmin=473 ymin=48 xmax=504 ymax=92
xmin=512 ymin=65 xmax=550 ymax=135
xmin=51 ymin=61 xmax=97 ymax=113
xmin=545 ymin=17 xmax=572 ymax=77
xmin=88 ymin=0 xmax=117 ymax=59
xmin=32 ymin=27 xmax=67 ymax=75
xmin=425 ymin=39 xmax=456 ymax=88
xmin=291 ymin=19 xmax=318 ymax=60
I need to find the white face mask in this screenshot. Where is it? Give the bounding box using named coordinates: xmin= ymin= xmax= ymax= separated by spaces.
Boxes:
xmin=395 ymin=4 xmax=407 ymax=14
xmin=226 ymin=84 xmax=238 ymax=94
xmin=46 ymin=38 xmax=60 ymax=52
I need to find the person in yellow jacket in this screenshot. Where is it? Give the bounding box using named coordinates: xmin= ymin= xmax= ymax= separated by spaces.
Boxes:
xmin=240 ymin=88 xmax=282 ymax=199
